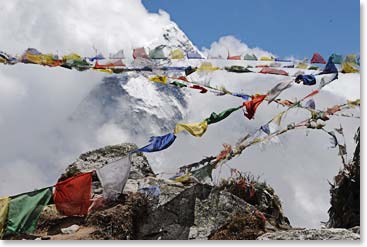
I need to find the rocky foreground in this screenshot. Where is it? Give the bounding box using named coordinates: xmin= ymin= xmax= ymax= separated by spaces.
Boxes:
xmin=5 ymin=139 xmax=359 ymax=240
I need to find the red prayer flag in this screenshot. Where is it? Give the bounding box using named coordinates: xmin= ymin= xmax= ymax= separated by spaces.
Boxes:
xmin=227 ymin=55 xmax=241 ymax=60
xmin=302 ymin=90 xmax=319 ymax=101
xmin=54 ymin=172 xmax=92 ymax=216
xmin=132 ymin=47 xmax=149 ymax=59
xmin=177 ymin=76 xmax=189 ymax=82
xmin=259 ymin=67 xmax=288 ymax=76
xmin=243 ymin=95 xmax=267 ymax=119
xmin=190 ymin=85 xmax=208 ymax=93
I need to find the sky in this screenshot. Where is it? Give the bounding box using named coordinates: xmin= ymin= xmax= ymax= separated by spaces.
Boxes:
xmin=142 ymin=0 xmax=360 ymax=59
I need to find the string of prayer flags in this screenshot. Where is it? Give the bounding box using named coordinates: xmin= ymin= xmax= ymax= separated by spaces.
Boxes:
xmin=96 ymin=156 xmax=132 ymax=200
xmin=137 ymin=133 xmax=176 ymax=153
xmin=205 ymin=106 xmax=242 ymax=125
xmin=243 ymin=94 xmax=267 ymax=119
xmin=174 ymin=120 xmax=208 ymax=137
xmin=54 ymin=172 xmax=92 ymax=217
xmin=6 ymin=188 xmax=52 ymax=234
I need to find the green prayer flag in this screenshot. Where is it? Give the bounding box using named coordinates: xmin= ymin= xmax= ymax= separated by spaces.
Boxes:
xmin=191 ymin=164 xmax=214 ymax=181
xmin=6 ymin=187 xmax=52 ymax=234
xmin=170 ymin=81 xmax=187 ymax=88
xmin=205 ymin=106 xmax=241 ymax=125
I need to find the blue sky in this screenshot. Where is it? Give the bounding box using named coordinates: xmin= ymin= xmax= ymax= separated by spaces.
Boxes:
xmin=142 ymin=0 xmax=360 ymax=59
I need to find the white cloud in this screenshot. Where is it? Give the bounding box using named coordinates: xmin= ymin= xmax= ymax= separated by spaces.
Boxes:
xmin=201 ymin=35 xmax=274 ymax=59
xmin=96 ymin=123 xmax=131 ymax=146
xmin=0 ymin=0 xmax=172 ymax=57
xmin=0 ymin=0 xmax=175 ymax=196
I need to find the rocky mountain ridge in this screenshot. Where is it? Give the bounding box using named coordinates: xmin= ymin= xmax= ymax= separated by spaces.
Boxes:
xmin=3 ymin=139 xmax=358 ymax=240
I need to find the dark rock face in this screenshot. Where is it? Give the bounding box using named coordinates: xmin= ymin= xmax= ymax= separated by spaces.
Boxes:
xmin=327 ymin=127 xmax=360 ymax=228
xmin=136 ymin=184 xmax=212 ymax=240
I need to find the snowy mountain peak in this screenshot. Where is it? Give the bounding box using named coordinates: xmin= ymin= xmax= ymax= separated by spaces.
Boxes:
xmin=145 ymin=22 xmax=204 ymax=57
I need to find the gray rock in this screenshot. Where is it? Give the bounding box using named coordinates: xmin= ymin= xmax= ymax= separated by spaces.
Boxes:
xmin=61 ymin=143 xmax=154 ymax=180
xmin=189 ymin=190 xmax=258 ymax=239
xmin=257 ymin=228 xmax=360 ymax=240
xmin=136 ymin=183 xmax=212 ymax=240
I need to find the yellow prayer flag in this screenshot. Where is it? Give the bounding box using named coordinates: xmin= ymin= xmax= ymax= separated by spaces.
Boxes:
xmin=0 ymin=197 xmax=9 ymax=236
xmin=197 ymin=62 xmax=220 ymax=72
xmin=296 ymin=63 xmax=308 ymax=69
xmin=272 ymin=112 xmax=284 ymax=126
xmin=174 ymin=173 xmax=191 ymax=183
xmin=93 ymin=68 xmax=113 ymax=74
xmin=260 ymin=56 xmax=273 ymax=61
xmin=149 ymin=76 xmax=168 ymax=84
xmin=62 ymin=53 xmax=82 ymax=62
xmin=174 ymin=120 xmax=208 ymax=137
xmin=342 ymin=62 xmax=359 ymax=73
xmin=23 ymin=54 xmax=43 ymax=64
xmin=170 ymin=49 xmax=185 ymax=59
xmin=347 ymin=99 xmax=360 ymax=108
xmin=0 ymin=57 xmax=7 ymax=64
